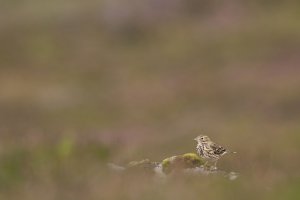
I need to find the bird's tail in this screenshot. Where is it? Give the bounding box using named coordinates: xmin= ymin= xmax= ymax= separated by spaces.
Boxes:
xmin=227 ymin=150 xmax=237 ymax=154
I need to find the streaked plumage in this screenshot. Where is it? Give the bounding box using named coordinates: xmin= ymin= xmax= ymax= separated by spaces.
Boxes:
xmin=194 ymin=135 xmax=234 ymax=170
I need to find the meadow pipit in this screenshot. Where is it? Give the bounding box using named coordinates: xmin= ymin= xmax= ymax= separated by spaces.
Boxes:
xmin=194 ymin=135 xmax=236 ymax=170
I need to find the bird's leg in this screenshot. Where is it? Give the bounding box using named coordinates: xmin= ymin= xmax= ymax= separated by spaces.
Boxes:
xmin=210 ymin=160 xmax=218 ymax=171
xmin=203 ymin=161 xmax=209 ymax=170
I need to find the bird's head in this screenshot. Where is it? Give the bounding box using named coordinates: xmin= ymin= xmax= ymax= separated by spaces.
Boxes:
xmin=194 ymin=135 xmax=210 ymax=143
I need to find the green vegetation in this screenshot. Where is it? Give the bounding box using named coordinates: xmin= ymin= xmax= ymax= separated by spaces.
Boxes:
xmin=162 ymin=153 xmax=205 ymax=174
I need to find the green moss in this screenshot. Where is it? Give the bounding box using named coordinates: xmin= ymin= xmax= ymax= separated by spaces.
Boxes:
xmin=161 ymin=156 xmax=177 ymax=174
xmin=161 ymin=153 xmax=205 ymax=174
xmin=182 ymin=153 xmax=205 ymax=168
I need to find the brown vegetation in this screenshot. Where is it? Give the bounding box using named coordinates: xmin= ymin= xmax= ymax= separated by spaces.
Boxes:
xmin=1 ymin=1 xmax=300 ymax=199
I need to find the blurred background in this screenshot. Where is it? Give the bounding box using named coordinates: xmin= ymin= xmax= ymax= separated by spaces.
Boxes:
xmin=1 ymin=0 xmax=300 ymax=199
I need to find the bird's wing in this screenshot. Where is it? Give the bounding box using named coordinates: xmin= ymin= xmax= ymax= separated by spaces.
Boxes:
xmin=210 ymin=143 xmax=227 ymax=155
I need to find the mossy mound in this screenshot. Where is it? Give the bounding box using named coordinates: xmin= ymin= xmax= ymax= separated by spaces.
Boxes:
xmin=161 ymin=153 xmax=205 ymax=174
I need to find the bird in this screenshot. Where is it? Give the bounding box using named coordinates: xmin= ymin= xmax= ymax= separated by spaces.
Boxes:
xmin=194 ymin=135 xmax=236 ymax=170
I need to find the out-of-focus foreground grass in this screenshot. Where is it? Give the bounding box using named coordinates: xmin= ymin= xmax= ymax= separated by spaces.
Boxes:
xmin=1 ymin=0 xmax=300 ymax=199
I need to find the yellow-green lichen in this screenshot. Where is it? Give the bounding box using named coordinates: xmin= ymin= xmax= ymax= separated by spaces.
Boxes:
xmin=161 ymin=156 xmax=177 ymax=174
xmin=182 ymin=153 xmax=205 ymax=168
xmin=161 ymin=153 xmax=205 ymax=174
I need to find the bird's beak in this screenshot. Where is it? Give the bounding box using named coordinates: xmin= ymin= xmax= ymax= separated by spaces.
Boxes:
xmin=194 ymin=138 xmax=197 ymax=141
